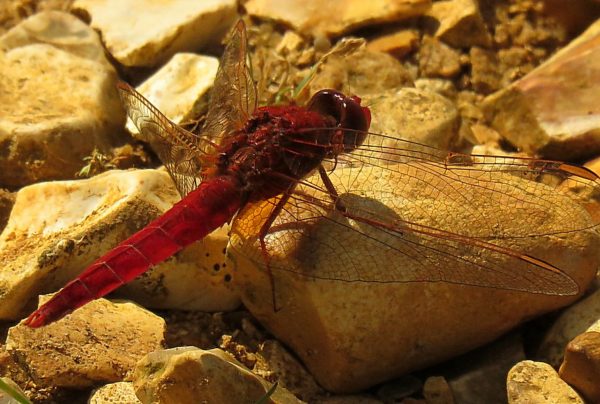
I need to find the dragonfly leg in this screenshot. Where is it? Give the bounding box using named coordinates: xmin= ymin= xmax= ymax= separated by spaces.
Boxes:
xmin=258 ymin=187 xmax=295 ymax=312
xmin=318 ymin=165 xmax=346 ymax=213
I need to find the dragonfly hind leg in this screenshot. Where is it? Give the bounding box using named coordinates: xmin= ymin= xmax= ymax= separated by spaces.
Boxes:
xmin=258 ymin=187 xmax=295 ymax=312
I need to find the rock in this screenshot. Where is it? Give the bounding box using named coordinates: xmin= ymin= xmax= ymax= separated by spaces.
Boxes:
xmin=424 ymin=0 xmax=491 ymax=48
xmin=559 ymin=331 xmax=600 ymax=403
xmin=245 ymin=0 xmax=431 ymax=37
xmin=125 ymin=53 xmax=218 ymax=136
xmin=483 ymin=18 xmax=600 ymax=160
xmin=0 ymin=169 xmax=239 ymax=321
xmin=469 ymin=47 xmax=501 ymax=94
xmin=367 ymin=29 xmax=419 ymax=58
xmin=365 ymin=88 xmax=459 ymax=151
xmin=506 ymin=361 xmax=584 ymax=404
xmin=230 ymin=152 xmax=599 ymax=391
xmin=587 ymin=155 xmax=600 ymax=176
xmin=376 ymin=375 xmax=422 ymax=402
xmin=308 ymin=48 xmax=413 ymax=97
xmin=414 ymin=78 xmax=457 ymax=100
xmin=133 ymin=347 xmax=303 ymax=403
xmin=89 ymin=382 xmax=141 ymax=404
xmin=419 ymin=36 xmax=462 ymax=78
xmin=0 ymin=11 xmax=124 ymax=188
xmin=538 ymin=289 xmax=600 ymax=367
xmin=423 ymin=376 xmax=454 ymax=404
xmin=114 ymin=224 xmax=239 ymax=312
xmin=537 ymin=0 xmax=600 ymax=39
xmin=0 ymin=189 xmax=15 ymax=233
xmin=254 ymin=340 xmax=325 ymax=400
xmin=446 ymin=332 xmax=525 ymax=404
xmin=5 ymin=296 xmax=165 ymax=388
xmin=321 ymin=396 xmax=384 ymax=404
xmin=72 ymin=0 xmax=238 ymax=67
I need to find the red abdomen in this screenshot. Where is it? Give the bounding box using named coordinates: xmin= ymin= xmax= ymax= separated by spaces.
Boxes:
xmin=24 ymin=175 xmax=243 ymax=327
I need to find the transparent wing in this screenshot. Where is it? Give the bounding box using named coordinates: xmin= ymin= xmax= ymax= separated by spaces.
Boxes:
xmin=201 ymin=19 xmax=258 ymax=153
xmin=230 ymin=130 xmax=600 ymax=296
xmin=117 ymin=82 xmax=207 ymax=197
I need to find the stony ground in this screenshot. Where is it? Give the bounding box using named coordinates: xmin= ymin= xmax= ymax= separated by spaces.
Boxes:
xmin=1 ymin=0 xmax=600 ymax=403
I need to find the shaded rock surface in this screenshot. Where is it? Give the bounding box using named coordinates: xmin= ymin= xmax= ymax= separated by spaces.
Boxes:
xmin=538 ymin=288 xmax=600 ymax=367
xmin=559 ymin=331 xmax=600 ymax=403
xmin=445 ymin=332 xmax=525 ymax=404
xmin=0 ymin=11 xmax=124 ymax=188
xmin=423 ymin=376 xmax=454 ymax=404
xmin=6 ymin=296 xmax=165 ymax=388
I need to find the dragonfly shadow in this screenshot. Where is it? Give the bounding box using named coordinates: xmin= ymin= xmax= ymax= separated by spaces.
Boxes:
xmin=279 ymin=192 xmax=412 ymax=282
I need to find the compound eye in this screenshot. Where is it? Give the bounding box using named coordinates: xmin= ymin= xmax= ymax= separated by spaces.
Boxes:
xmin=307 ymin=89 xmax=346 ymax=124
xmin=307 ymin=89 xmax=371 ymax=148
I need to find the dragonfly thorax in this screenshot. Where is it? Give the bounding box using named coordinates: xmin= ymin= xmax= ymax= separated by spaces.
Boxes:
xmin=216 ymin=90 xmax=371 ymax=203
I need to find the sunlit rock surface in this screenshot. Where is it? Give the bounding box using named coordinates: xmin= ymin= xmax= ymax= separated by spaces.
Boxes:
xmin=73 ymin=0 xmax=237 ymax=67
xmin=0 ymin=169 xmax=239 ymax=321
xmin=483 ymin=18 xmax=600 ymax=160
xmin=89 ymin=382 xmax=141 ymax=404
xmin=366 ymin=28 xmax=419 ymax=58
xmin=125 ymin=53 xmax=218 ymax=137
xmin=230 ymin=161 xmax=599 ymax=392
xmin=366 ymin=88 xmax=459 ymax=151
xmin=307 ymin=48 xmax=413 ymax=96
xmin=0 ymin=11 xmax=124 ymax=188
xmin=246 ymin=0 xmax=431 ymax=37
xmin=507 ymin=361 xmax=584 ymax=404
xmin=6 ymin=296 xmax=165 ymax=388
xmin=133 ymin=347 xmax=302 ymax=404
xmin=425 ymin=0 xmax=492 ymax=48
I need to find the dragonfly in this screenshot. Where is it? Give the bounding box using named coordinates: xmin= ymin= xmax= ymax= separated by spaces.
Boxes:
xmin=24 ymin=20 xmax=600 ymax=328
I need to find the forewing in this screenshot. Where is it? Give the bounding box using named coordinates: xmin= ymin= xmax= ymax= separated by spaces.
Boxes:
xmin=202 ymin=20 xmax=258 ymax=152
xmin=117 ymin=82 xmax=205 ymax=197
xmin=230 ymin=131 xmax=600 ymax=296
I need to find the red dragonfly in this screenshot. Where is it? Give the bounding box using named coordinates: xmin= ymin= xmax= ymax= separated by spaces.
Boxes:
xmin=25 ymin=21 xmax=599 ymax=328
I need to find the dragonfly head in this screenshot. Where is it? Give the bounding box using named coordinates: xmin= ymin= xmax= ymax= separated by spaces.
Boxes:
xmin=307 ymin=89 xmax=371 ymax=152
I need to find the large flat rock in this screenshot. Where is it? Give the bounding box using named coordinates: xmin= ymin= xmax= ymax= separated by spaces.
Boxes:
xmin=0 ymin=169 xmax=239 ymax=321
xmin=230 ymin=158 xmax=599 ymax=392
